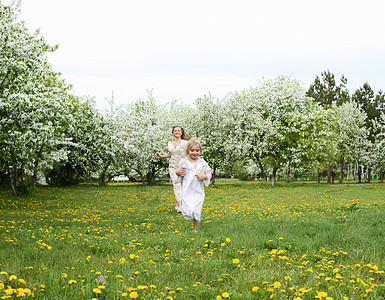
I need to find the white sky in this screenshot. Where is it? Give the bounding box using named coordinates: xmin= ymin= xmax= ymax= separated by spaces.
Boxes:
xmin=6 ymin=0 xmax=385 ymax=110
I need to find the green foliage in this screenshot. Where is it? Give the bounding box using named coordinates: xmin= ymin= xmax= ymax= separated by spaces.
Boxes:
xmin=233 ymin=161 xmax=249 ymax=181
xmin=14 ymin=176 xmax=35 ymax=194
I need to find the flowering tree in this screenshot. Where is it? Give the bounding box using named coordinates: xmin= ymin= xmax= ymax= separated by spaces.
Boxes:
xmin=45 ymin=96 xmax=111 ymax=185
xmin=372 ymin=112 xmax=385 ymax=182
xmin=0 ymin=3 xmax=71 ymax=193
xmin=224 ymin=87 xmax=274 ymax=184
xmin=224 ymin=76 xmax=315 ymax=185
xmin=114 ymin=94 xmax=170 ymax=184
xmin=187 ymin=94 xmax=227 ymax=184
xmin=306 ymin=71 xmax=351 ymax=182
xmin=334 ymin=101 xmax=368 ymax=183
xmin=285 ymin=104 xmax=339 ymax=183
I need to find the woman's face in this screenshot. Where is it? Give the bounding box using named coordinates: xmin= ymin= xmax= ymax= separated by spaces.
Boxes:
xmin=172 ymin=127 xmax=182 ymax=138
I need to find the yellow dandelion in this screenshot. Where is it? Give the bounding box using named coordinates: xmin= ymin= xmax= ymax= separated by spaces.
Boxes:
xmin=9 ymin=275 xmax=17 ymax=281
xmin=119 ymin=258 xmax=127 ymax=264
xmin=129 ymin=291 xmax=138 ymax=298
xmin=130 ymin=254 xmax=135 ymax=259
xmin=17 ymin=288 xmax=25 ymax=297
xmin=23 ymin=288 xmax=31 ymax=296
xmin=316 ymin=291 xmax=327 ymax=298
xmin=5 ymin=287 xmax=14 ymax=295
xmin=252 ymin=286 xmax=259 ymax=292
xmin=68 ymin=280 xmax=77 ymax=285
xmin=226 ymin=238 xmax=231 ymax=243
xmin=217 ymin=296 xmax=223 ymax=300
xmin=93 ymin=288 xmax=102 ymax=294
xmin=222 ymin=292 xmax=230 ymax=298
xmin=233 ymin=259 xmax=239 ymax=264
xmin=18 ymin=278 xmax=26 ymax=284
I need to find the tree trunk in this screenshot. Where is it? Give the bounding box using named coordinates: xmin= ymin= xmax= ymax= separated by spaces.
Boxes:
xmin=380 ymin=166 xmax=384 ymax=183
xmin=66 ymin=165 xmax=70 ymax=185
xmin=258 ymin=161 xmax=267 ymax=185
xmin=367 ymin=167 xmax=371 ymax=183
xmin=271 ymin=167 xmax=278 ymax=186
xmin=6 ymin=162 xmax=16 ymax=195
xmin=98 ymin=161 xmax=110 ymax=186
xmin=327 ymin=164 xmax=332 ymax=184
xmin=339 ymin=155 xmax=344 ymax=184
xmin=346 ymin=163 xmax=350 ymax=181
xmin=317 ymin=172 xmax=321 ymax=184
xmin=286 ymin=163 xmax=290 ymax=183
xmin=211 ymin=163 xmax=216 ymax=185
xmin=358 ymin=162 xmax=362 ymax=183
xmin=14 ymin=163 xmax=18 ymax=190
xmin=145 ymin=168 xmax=157 ymax=185
xmin=33 ymin=144 xmax=45 ymax=183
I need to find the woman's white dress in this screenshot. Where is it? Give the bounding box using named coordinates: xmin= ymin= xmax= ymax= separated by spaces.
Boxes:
xmin=174 ymin=157 xmax=211 ymax=222
xmin=168 ymin=140 xmax=188 ymax=202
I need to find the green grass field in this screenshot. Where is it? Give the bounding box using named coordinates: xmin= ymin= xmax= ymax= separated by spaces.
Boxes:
xmin=1 ymin=180 xmax=385 ymax=299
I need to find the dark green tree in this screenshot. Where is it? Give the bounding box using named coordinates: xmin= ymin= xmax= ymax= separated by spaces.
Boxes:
xmin=306 ymin=70 xmax=350 ymax=107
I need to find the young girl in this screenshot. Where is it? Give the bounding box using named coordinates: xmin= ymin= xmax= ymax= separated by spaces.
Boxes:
xmin=174 ymin=138 xmax=211 ymax=232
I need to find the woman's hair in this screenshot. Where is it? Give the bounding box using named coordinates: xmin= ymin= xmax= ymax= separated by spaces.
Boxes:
xmin=187 ymin=138 xmax=202 ymax=153
xmin=172 ymin=125 xmax=191 ymax=140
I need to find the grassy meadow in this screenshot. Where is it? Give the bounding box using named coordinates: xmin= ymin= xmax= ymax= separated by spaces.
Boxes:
xmin=0 ymin=180 xmax=385 ymax=299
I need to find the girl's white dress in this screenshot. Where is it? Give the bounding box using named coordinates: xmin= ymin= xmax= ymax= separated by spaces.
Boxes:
xmin=174 ymin=157 xmax=211 ymax=222
xmin=168 ymin=140 xmax=188 ymax=202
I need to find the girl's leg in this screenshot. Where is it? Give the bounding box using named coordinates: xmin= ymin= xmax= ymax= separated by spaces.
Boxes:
xmin=177 ymin=201 xmax=182 ymax=212
xmin=193 ymin=219 xmax=200 ymax=231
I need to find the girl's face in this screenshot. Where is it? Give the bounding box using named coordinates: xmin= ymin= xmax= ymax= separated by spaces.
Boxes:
xmin=172 ymin=127 xmax=182 ymax=138
xmin=188 ymin=144 xmax=201 ymax=161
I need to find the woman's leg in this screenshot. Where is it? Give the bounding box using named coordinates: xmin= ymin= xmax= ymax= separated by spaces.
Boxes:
xmin=169 ymin=168 xmax=182 ymax=210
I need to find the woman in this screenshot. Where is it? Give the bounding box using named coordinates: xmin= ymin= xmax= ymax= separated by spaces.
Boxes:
xmin=156 ymin=125 xmax=190 ymax=212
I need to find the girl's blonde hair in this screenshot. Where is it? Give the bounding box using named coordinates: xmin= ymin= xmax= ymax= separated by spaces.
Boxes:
xmin=172 ymin=125 xmax=191 ymax=140
xmin=187 ymin=138 xmax=202 ymax=153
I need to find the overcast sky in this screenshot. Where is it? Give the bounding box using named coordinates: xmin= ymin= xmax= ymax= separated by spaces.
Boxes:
xmin=6 ymin=0 xmax=385 ymax=110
